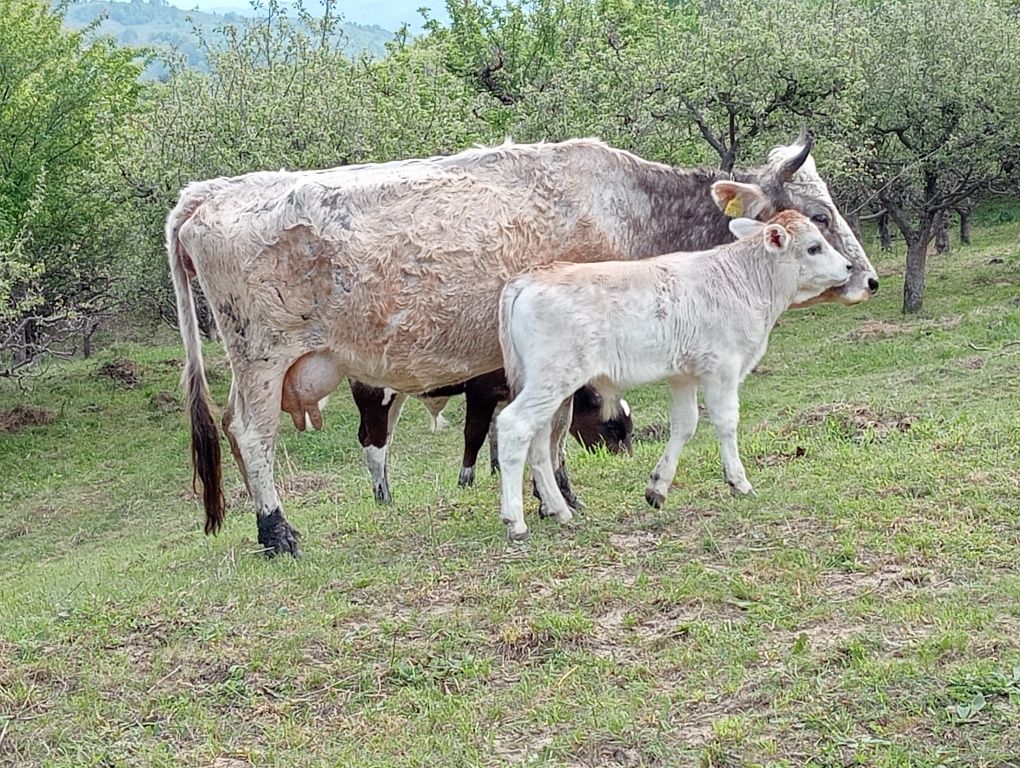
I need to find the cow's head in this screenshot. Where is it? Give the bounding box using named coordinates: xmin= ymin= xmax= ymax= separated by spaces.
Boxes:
xmin=570 ymin=387 xmax=634 ymax=455
xmin=712 ymin=130 xmax=878 ymax=306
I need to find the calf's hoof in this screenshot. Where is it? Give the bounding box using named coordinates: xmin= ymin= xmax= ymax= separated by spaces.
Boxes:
xmin=556 ymin=508 xmax=573 ymax=525
xmin=458 ymin=465 xmax=476 ymax=488
xmin=505 ymin=521 xmax=530 ymax=542
xmin=645 ymin=488 xmax=666 ymax=509
xmin=256 ymin=509 xmax=301 ymax=557
xmin=727 ymin=481 xmax=755 ymax=497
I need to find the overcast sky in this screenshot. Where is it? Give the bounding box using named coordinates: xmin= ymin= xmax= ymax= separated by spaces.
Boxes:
xmin=161 ymin=0 xmax=450 ymax=32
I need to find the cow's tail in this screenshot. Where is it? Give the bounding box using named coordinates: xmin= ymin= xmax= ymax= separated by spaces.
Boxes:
xmin=167 ymin=198 xmax=225 ymax=535
xmin=498 ymin=277 xmax=527 ymax=397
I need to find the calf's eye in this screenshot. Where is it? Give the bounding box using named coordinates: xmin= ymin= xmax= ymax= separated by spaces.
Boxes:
xmin=811 ymin=213 xmax=830 ymax=227
xmin=807 ymin=244 xmax=822 ymax=255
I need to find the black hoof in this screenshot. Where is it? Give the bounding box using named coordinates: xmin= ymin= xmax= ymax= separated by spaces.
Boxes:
xmin=257 ymin=508 xmax=301 ymax=557
xmin=458 ymin=466 xmax=476 ymax=488
xmin=373 ymin=483 xmax=392 ymax=505
xmin=645 ymin=488 xmax=666 ymax=509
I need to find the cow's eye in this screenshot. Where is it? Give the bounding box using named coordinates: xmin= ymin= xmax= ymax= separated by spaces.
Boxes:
xmin=807 ymin=244 xmax=822 ymax=255
xmin=811 ymin=213 xmax=830 ymax=227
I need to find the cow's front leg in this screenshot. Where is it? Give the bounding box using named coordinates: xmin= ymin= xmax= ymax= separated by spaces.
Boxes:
xmin=235 ymin=370 xmax=300 ymax=556
xmin=702 ymin=373 xmax=753 ymax=496
xmin=645 ymin=380 xmax=698 ymax=508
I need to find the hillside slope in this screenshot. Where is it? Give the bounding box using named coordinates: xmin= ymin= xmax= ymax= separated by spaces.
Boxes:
xmin=64 ymin=0 xmax=394 ymax=75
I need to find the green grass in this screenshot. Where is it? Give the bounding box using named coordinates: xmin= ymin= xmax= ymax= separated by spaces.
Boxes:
xmin=2 ymin=222 xmax=1020 ymax=767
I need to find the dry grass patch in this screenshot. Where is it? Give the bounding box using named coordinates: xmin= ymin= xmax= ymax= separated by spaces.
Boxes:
xmin=0 ymin=404 xmax=55 ymax=433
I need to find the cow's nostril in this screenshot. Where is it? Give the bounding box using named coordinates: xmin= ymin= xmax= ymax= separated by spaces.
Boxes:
xmin=868 ymin=276 xmax=880 ymax=293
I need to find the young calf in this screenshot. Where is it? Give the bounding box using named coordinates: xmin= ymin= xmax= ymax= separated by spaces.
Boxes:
xmin=495 ymin=205 xmax=853 ymax=540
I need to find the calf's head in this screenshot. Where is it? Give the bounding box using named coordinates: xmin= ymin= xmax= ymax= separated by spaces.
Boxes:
xmin=729 ymin=212 xmax=852 ymax=305
xmin=712 ymin=130 xmax=878 ymax=306
xmin=570 ymin=387 xmax=634 ymax=455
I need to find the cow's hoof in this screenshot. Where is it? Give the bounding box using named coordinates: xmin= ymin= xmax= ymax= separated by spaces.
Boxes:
xmin=373 ymin=482 xmax=392 ymax=504
xmin=556 ymin=508 xmax=574 ymax=525
xmin=458 ymin=466 xmax=476 ymax=488
xmin=645 ymin=488 xmax=666 ymax=509
xmin=256 ymin=509 xmax=301 ymax=557
xmin=505 ymin=521 xmax=530 ymax=542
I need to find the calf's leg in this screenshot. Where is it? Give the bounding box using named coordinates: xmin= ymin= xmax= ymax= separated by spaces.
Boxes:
xmin=645 ymin=380 xmax=699 ymax=509
xmin=702 ymin=374 xmax=753 ymax=496
xmin=496 ymin=389 xmax=565 ymax=541
xmin=528 ymin=421 xmax=573 ymax=524
xmin=538 ymin=396 xmax=584 ymax=516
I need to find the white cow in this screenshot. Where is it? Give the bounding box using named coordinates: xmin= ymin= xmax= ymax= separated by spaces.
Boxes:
xmin=495 ymin=202 xmax=852 ymax=540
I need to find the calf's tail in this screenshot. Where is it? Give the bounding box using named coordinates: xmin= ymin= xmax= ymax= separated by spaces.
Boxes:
xmin=498 ymin=278 xmax=527 ymax=396
xmin=167 ymin=198 xmax=225 ymax=535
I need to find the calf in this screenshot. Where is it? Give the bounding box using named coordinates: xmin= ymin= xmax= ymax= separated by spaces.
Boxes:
xmin=495 ymin=203 xmax=852 ymax=540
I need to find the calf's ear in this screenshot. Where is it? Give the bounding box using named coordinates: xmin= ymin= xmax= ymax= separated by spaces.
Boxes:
xmin=728 ymin=217 xmax=764 ymax=240
xmin=711 ymin=180 xmax=768 ymax=219
xmin=762 ymin=223 xmax=790 ymax=254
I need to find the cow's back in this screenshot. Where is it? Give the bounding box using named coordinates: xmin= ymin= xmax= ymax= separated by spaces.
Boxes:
xmin=176 ymin=140 xmax=641 ymax=391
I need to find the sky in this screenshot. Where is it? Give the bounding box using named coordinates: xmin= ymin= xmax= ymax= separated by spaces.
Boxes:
xmin=162 ymin=0 xmax=450 ymax=32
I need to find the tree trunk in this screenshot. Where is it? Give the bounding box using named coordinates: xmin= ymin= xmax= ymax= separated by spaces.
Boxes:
xmin=958 ymin=207 xmax=971 ymax=245
xmin=878 ymin=213 xmax=892 ymax=250
xmin=934 ymin=211 xmax=950 ymax=254
xmin=903 ymin=234 xmax=932 ymax=313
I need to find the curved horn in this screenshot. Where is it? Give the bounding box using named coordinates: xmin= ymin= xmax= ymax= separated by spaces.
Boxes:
xmin=780 ymin=128 xmax=814 ymax=182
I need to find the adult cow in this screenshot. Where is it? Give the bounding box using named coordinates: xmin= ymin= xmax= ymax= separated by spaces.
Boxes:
xmin=169 ymin=132 xmax=877 ymax=555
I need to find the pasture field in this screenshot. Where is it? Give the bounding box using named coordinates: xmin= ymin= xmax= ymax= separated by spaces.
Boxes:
xmin=2 ymin=219 xmax=1019 ymax=767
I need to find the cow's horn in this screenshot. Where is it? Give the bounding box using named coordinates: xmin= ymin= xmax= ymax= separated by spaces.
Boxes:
xmin=780 ymin=128 xmax=814 ymax=181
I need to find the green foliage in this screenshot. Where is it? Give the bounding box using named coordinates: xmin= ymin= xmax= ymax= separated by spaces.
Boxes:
xmin=0 ymin=0 xmax=143 ymax=374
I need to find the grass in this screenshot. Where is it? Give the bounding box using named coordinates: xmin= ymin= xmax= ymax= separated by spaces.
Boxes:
xmin=1 ymin=221 xmax=1019 ymax=767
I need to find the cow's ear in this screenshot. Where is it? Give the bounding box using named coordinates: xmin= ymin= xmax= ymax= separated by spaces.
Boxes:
xmin=711 ymin=181 xmax=768 ymax=219
xmin=728 ymin=217 xmax=764 ymax=240
xmin=762 ymin=223 xmax=790 ymax=254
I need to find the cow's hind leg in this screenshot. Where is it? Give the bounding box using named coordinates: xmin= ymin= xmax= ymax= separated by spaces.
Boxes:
xmin=702 ymin=373 xmax=753 ymax=496
xmin=234 ymin=369 xmax=300 ymax=556
xmin=223 ymin=377 xmax=251 ymax=495
xmin=645 ymin=380 xmax=698 ymax=509
xmin=459 ymin=386 xmax=501 ymax=487
xmin=496 ymin=388 xmax=566 ymax=541
xmin=351 ymin=382 xmax=407 ymax=504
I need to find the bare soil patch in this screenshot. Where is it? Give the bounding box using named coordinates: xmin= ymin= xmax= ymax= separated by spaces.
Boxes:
xmin=790 ymin=402 xmax=913 ymax=442
xmin=98 ymin=358 xmax=141 ymax=389
xmin=755 ymin=445 xmax=806 ymax=467
xmin=0 ymin=404 xmax=56 ymax=433
xmin=848 ymin=320 xmax=909 ymax=340
xmin=634 ymin=421 xmax=667 ymax=443
xmin=149 ymin=390 xmax=181 ymax=413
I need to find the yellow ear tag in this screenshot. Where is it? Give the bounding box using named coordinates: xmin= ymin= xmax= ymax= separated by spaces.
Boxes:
xmin=724 ymin=197 xmax=744 ymax=217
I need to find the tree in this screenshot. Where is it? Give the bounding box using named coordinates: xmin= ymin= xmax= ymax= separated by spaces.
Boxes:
xmin=849 ymin=0 xmax=1020 ymax=313
xmin=0 ymin=0 xmax=143 ymax=374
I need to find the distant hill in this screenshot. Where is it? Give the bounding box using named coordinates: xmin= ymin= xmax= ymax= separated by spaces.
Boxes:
xmin=63 ymin=0 xmax=397 ymax=77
